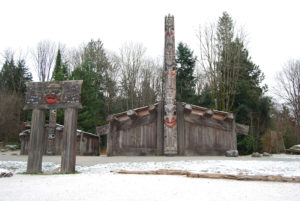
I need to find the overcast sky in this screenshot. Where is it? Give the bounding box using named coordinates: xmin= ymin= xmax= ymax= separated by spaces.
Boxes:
xmin=0 ymin=0 xmax=300 ymax=98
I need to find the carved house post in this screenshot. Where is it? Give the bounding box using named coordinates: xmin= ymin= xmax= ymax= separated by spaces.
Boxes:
xmin=163 ymin=15 xmax=178 ymax=155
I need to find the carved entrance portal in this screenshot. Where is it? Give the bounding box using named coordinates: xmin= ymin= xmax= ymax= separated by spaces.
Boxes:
xmin=24 ymin=80 xmax=83 ymax=173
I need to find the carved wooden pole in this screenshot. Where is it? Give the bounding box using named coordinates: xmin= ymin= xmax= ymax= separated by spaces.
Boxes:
xmin=61 ymin=108 xmax=78 ymax=173
xmin=27 ymin=109 xmax=46 ymax=173
xmin=163 ymin=15 xmax=177 ymax=155
xmin=47 ymin=109 xmax=56 ymax=155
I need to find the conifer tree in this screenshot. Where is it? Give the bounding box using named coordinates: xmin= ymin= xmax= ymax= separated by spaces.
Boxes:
xmin=176 ymin=42 xmax=197 ymax=103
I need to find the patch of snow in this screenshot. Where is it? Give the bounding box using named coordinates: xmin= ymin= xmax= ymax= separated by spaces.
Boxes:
xmin=77 ymin=159 xmax=300 ymax=177
xmin=1 ymin=173 xmax=300 ymax=201
xmin=0 ymin=161 xmax=60 ymax=174
xmin=1 ymin=154 xmax=300 ymax=178
xmin=272 ymin=154 xmax=300 ymax=159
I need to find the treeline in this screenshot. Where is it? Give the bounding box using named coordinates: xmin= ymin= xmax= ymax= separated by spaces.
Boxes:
xmin=0 ymin=12 xmax=299 ymax=154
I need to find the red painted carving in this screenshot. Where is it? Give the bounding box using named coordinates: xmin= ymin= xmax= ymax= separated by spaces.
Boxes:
xmin=45 ymin=95 xmax=57 ymax=104
xmin=165 ymin=116 xmax=177 ymax=128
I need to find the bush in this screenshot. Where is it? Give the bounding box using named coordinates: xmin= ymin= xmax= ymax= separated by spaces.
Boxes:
xmin=237 ymin=133 xmax=254 ymax=155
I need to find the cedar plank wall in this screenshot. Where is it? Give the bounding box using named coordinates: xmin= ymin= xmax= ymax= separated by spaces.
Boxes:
xmin=177 ymin=102 xmax=236 ymax=156
xmin=110 ymin=103 xmax=161 ymax=156
xmin=106 ymin=102 xmax=239 ymax=156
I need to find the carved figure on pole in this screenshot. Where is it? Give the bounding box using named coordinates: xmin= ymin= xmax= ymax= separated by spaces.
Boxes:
xmin=164 ymin=14 xmax=177 ymax=155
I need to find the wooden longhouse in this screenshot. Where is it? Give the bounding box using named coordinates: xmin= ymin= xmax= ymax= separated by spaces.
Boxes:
xmin=97 ymin=102 xmax=248 ymax=156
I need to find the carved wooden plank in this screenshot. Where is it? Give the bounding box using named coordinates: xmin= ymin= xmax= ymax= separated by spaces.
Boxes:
xmin=27 ymin=109 xmax=45 ymax=173
xmin=24 ymin=80 xmax=83 ymax=110
xmin=61 ymin=108 xmax=78 ymax=173
xmin=235 ymin=123 xmax=249 ymax=135
xmin=177 ymin=102 xmax=184 ymax=155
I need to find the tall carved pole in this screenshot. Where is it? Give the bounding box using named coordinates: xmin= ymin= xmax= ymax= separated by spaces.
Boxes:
xmin=164 ymin=15 xmax=177 ymax=155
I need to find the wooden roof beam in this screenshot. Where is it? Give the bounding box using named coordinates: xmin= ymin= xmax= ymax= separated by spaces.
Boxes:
xmin=127 ymin=110 xmax=138 ymax=119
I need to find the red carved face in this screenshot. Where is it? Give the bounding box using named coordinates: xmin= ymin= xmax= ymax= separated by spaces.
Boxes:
xmin=165 ymin=116 xmax=177 ymax=128
xmin=45 ymin=94 xmax=57 ymax=104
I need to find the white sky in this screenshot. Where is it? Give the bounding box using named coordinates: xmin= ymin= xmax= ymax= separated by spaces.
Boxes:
xmin=0 ymin=0 xmax=300 ymax=98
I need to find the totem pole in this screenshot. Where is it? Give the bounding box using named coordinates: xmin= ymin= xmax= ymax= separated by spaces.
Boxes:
xmin=163 ymin=15 xmax=177 ymax=155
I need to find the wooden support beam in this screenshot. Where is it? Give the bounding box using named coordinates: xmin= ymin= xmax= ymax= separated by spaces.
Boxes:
xmin=235 ymin=123 xmax=249 ymax=135
xmin=224 ymin=113 xmax=234 ymax=121
xmin=184 ymin=113 xmax=232 ymax=131
xmin=27 ymin=109 xmax=46 ymax=173
xmin=61 ymin=108 xmax=78 ymax=173
xmin=127 ymin=109 xmax=138 ymax=119
xmin=184 ymin=104 xmax=192 ymax=114
xmin=204 ymin=109 xmax=213 ymax=118
xmin=106 ymin=114 xmax=120 ymax=123
xmin=148 ymin=104 xmax=156 ymax=114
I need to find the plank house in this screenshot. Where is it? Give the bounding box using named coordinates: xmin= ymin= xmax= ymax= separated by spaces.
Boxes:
xmin=97 ymin=15 xmax=249 ymax=156
xmin=20 ymin=124 xmax=99 ymax=156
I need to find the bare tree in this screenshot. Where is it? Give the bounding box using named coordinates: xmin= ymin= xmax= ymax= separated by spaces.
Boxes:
xmin=275 ymin=60 xmax=300 ymax=143
xmin=104 ymin=51 xmax=121 ymax=113
xmin=119 ymin=42 xmax=146 ymax=109
xmin=138 ymin=58 xmax=162 ymax=106
xmin=196 ymin=13 xmax=245 ymax=112
xmin=32 ymin=40 xmax=57 ymax=81
xmin=197 ymin=23 xmax=220 ymax=108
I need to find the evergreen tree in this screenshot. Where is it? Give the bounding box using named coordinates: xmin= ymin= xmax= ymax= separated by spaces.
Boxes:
xmin=68 ymin=39 xmax=109 ymax=133
xmin=176 ymin=42 xmax=197 ymax=103
xmin=70 ymin=59 xmax=105 ymax=133
xmin=52 ymin=49 xmax=68 ymax=81
xmin=0 ymin=55 xmax=32 ymax=142
xmin=0 ymin=57 xmax=32 ymax=94
xmin=232 ymin=42 xmax=272 ymax=153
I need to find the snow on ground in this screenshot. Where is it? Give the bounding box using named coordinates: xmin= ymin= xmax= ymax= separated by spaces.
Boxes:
xmin=1 ymin=154 xmax=300 ymax=201
xmin=1 ymin=154 xmax=300 ymax=177
xmin=2 ymin=173 xmax=300 ymax=201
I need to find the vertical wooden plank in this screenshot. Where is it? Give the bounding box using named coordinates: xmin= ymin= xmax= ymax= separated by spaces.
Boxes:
xmin=106 ymin=123 xmax=114 ymax=156
xmin=156 ymin=101 xmax=164 ymax=155
xmin=177 ymin=102 xmax=184 ymax=155
xmin=232 ymin=121 xmax=237 ymax=150
xmin=61 ymin=108 xmax=78 ymax=173
xmin=27 ymin=109 xmax=46 ymax=173
xmin=184 ymin=121 xmax=189 ymax=152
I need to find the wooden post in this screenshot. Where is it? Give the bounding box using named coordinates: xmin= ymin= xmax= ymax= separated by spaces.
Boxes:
xmin=61 ymin=108 xmax=78 ymax=173
xmin=27 ymin=109 xmax=45 ymax=173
